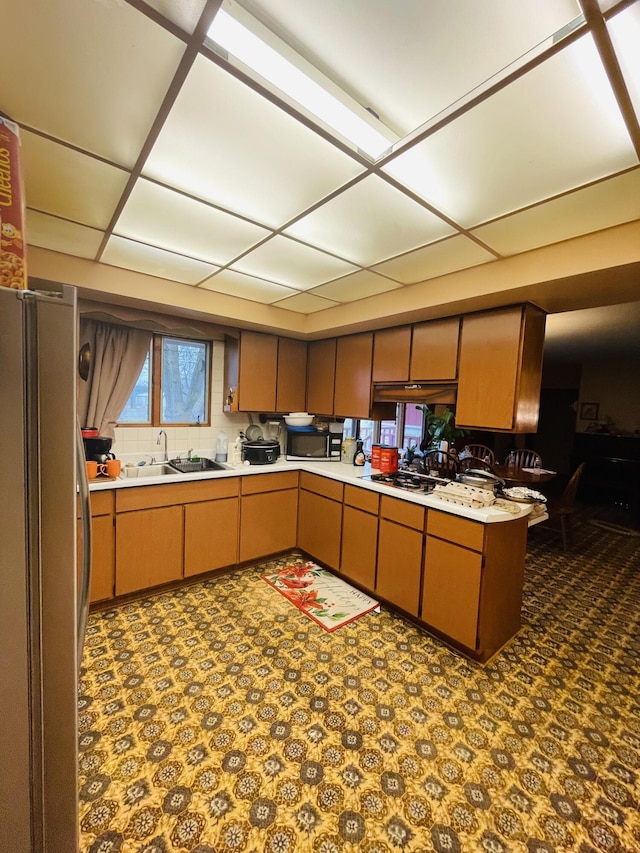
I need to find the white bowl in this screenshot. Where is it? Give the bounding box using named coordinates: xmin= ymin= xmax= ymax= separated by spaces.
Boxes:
xmin=284 ymin=415 xmax=313 ymax=426
xmin=288 ymin=412 xmax=309 ymax=417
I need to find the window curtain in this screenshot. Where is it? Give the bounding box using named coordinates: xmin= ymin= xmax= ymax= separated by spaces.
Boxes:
xmin=78 ymin=319 xmax=152 ymax=439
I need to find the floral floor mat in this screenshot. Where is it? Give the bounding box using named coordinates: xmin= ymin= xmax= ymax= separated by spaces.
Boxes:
xmin=262 ymin=559 xmax=380 ymax=631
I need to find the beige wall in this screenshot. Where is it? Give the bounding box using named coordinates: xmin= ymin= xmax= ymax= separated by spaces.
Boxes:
xmin=577 ymin=357 xmax=640 ymax=434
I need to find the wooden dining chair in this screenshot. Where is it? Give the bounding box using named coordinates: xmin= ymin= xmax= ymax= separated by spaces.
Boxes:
xmin=423 ymin=450 xmax=459 ymax=478
xmin=544 ymin=462 xmax=586 ymax=551
xmin=464 ymin=444 xmax=495 ymax=467
xmin=504 ymin=449 xmax=542 ymax=469
xmin=459 ymin=455 xmax=492 ymax=472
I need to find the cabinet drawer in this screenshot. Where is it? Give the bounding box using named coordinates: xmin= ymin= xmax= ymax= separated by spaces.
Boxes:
xmin=299 ymin=471 xmax=344 ymax=502
xmin=79 ymin=489 xmax=114 ymax=518
xmin=116 ymin=478 xmax=239 ymax=512
xmin=380 ymin=495 xmax=425 ymax=531
xmin=344 ymin=484 xmax=379 ymax=514
xmin=241 ymin=471 xmax=299 ymax=494
xmin=426 ymin=510 xmax=484 ymax=552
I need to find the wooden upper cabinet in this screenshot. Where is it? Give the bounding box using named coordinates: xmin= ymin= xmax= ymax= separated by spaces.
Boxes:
xmin=225 ymin=331 xmax=278 ymax=412
xmin=410 ymin=317 xmax=460 ymax=381
xmin=333 ymin=333 xmax=374 ymax=419
xmin=373 ymin=326 xmax=411 ymax=382
xmin=276 ymin=337 xmax=307 ymax=413
xmin=307 ymin=338 xmax=336 ymax=416
xmin=455 ymin=304 xmax=546 ymax=432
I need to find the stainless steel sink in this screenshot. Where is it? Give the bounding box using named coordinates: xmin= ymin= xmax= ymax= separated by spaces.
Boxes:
xmin=125 ymin=463 xmax=179 ymax=478
xmin=168 ymin=457 xmax=226 ymax=474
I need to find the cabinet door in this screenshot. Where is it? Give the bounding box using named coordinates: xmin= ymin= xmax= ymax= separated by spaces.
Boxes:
xmin=184 ymin=498 xmax=239 ymax=577
xmin=373 ymin=327 xmax=411 ymax=382
xmin=238 ymin=331 xmax=278 ymax=412
xmin=333 ymin=333 xmax=373 ymax=419
xmin=239 ymin=489 xmax=298 ymax=563
xmin=297 ymin=489 xmax=342 ymax=570
xmin=410 ymin=317 xmax=459 ymax=380
xmin=307 ymin=338 xmax=336 ymax=416
xmin=115 ymin=506 xmax=184 ymax=595
xmin=376 ymin=518 xmax=423 ymax=617
xmin=78 ymin=514 xmax=114 ymax=603
xmin=456 ymin=305 xmax=545 ymax=432
xmin=276 ymin=337 xmax=308 ymax=413
xmin=422 ymin=536 xmax=482 ymax=649
xmin=340 ymin=505 xmax=377 ymax=590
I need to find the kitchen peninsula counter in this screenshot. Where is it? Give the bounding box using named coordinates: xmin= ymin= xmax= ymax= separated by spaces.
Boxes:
xmin=89 ymin=457 xmax=535 ymax=526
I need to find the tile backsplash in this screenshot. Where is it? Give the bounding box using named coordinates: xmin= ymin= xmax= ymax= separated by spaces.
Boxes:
xmin=111 ymin=341 xmax=254 ymax=459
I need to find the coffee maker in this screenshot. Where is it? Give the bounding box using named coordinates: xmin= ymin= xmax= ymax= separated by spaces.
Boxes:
xmin=82 ymin=433 xmax=114 ymax=462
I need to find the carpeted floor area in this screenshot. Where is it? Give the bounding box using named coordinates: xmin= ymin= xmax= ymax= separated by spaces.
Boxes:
xmin=79 ymin=509 xmax=640 ymax=853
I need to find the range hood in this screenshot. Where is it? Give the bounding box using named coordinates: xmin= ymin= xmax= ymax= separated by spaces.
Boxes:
xmin=372 ymin=383 xmax=457 ymax=405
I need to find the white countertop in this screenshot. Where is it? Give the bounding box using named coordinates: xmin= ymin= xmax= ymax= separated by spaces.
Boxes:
xmin=90 ymin=457 xmax=538 ymax=525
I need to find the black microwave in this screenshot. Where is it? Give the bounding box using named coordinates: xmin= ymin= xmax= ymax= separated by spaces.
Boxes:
xmin=286 ymin=428 xmax=342 ymax=460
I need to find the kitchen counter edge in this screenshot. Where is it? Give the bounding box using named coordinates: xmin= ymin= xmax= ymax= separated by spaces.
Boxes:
xmin=89 ymin=459 xmax=536 ymax=525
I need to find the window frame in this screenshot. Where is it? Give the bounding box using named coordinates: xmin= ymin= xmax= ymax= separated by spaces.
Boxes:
xmin=118 ymin=333 xmax=213 ymax=428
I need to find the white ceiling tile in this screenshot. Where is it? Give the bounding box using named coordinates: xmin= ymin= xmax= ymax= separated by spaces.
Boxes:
xmin=21 ymin=132 xmax=129 ymax=229
xmin=0 ymin=0 xmax=186 ymax=166
xmin=144 ymin=55 xmax=365 ymax=227
xmin=273 ymin=292 xmax=339 ymax=313
xmin=284 ymin=174 xmax=454 ymax=265
xmin=198 ymin=269 xmax=299 ymax=302
xmin=472 ymin=170 xmax=640 ymax=255
xmin=607 ymin=4 xmax=640 ymax=121
xmin=230 ymin=235 xmax=359 ymax=288
xmin=102 ymin=236 xmax=219 ymax=285
xmin=382 ymin=33 xmax=638 ymax=228
xmin=372 ymin=235 xmax=496 ymax=285
xmin=26 ymin=211 xmax=103 ymax=259
xmin=239 ymin=0 xmax=581 ymax=136
xmin=115 ymin=179 xmax=269 ymax=265
xmin=309 ymin=270 xmax=403 ymax=302
xmin=143 ymin=0 xmax=208 ymax=34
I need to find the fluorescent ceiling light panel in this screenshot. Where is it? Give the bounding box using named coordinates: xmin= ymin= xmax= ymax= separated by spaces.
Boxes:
xmin=208 ymin=10 xmax=392 ymax=159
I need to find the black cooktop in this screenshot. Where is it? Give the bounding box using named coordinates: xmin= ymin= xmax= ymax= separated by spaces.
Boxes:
xmin=366 ymin=469 xmax=444 ymax=493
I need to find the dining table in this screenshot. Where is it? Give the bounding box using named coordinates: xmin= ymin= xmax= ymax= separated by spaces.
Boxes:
xmin=492 ymin=464 xmax=557 ymax=488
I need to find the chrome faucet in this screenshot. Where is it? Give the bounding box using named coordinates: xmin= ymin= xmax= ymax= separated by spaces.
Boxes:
xmin=157 ymin=429 xmax=168 ymax=462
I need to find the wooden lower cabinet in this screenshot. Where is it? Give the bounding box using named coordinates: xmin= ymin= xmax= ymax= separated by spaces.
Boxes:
xmin=340 ymin=505 xmax=377 ymax=589
xmin=376 ymin=518 xmax=423 ymax=617
xmin=298 ymin=488 xmax=342 ymax=570
xmin=184 ymin=498 xmax=239 ymax=577
xmin=88 ymin=514 xmax=115 ymax=603
xmin=422 ymin=536 xmax=482 ymax=649
xmin=115 ymin=506 xmax=184 ymax=596
xmin=239 ymin=489 xmax=298 ymax=563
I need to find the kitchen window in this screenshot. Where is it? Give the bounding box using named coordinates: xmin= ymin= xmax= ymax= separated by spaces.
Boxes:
xmin=119 ymin=335 xmax=211 ymax=427
xmin=344 ymin=404 xmax=424 ymax=454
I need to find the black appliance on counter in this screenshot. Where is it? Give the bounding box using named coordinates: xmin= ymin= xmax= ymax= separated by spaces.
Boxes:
xmin=286 ymin=426 xmax=342 ymax=460
xmin=242 ymin=439 xmax=280 ymax=465
xmin=82 ymin=434 xmax=114 ymax=461
xmin=365 ymin=470 xmax=443 ymax=493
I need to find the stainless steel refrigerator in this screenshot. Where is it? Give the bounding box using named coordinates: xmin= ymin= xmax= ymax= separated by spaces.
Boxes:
xmin=0 ymin=281 xmax=91 ymax=852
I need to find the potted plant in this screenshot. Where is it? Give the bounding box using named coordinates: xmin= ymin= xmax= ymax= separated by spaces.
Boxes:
xmin=416 ymin=405 xmax=468 ymax=452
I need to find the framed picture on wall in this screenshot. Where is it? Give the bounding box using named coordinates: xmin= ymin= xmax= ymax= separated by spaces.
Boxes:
xmin=580 ymin=402 xmax=599 ymax=420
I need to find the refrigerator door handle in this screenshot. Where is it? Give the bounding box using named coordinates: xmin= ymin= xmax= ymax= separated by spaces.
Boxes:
xmin=76 ymin=421 xmax=92 ymax=664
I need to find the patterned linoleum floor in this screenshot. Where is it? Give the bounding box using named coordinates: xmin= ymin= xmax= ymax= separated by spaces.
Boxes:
xmin=79 ymin=511 xmax=640 ymax=853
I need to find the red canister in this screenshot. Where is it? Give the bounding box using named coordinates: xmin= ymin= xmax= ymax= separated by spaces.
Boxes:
xmin=379 ymin=446 xmax=399 ymax=473
xmin=371 ymin=444 xmax=382 ymax=470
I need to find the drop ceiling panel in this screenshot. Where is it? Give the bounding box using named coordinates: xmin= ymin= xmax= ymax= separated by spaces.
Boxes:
xmin=240 ymin=0 xmax=581 ymax=136
xmin=273 ymin=292 xmax=339 ymax=313
xmin=26 ymin=211 xmax=103 ymax=259
xmin=0 ymin=0 xmax=186 ymax=166
xmin=372 ymin=235 xmax=496 ymax=285
xmin=230 ymin=235 xmax=359 ymax=288
xmin=21 ymin=132 xmax=129 ymax=229
xmin=144 ymin=55 xmax=365 ymax=228
xmin=199 ymin=269 xmax=299 ymax=302
xmin=310 ymin=270 xmax=403 ymax=302
xmin=472 ymin=170 xmax=640 ymax=255
xmin=102 ymin=236 xmax=219 ymax=285
xmin=607 ymin=4 xmax=640 ymax=120
xmin=144 ymin=0 xmax=209 ymax=34
xmin=283 ymin=175 xmax=455 ymax=265
xmin=382 ymin=34 xmax=638 ymax=228
xmin=115 ymin=178 xmax=269 ymax=265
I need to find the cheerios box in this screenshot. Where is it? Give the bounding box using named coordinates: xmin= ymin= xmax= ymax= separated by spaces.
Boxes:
xmin=0 ymin=117 xmax=27 ymax=290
